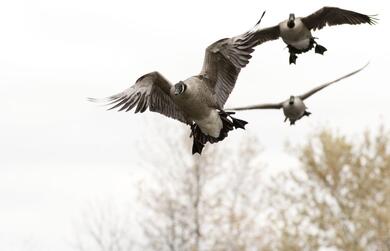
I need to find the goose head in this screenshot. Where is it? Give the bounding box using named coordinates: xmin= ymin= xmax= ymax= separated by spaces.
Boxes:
xmin=173 ymin=81 xmax=187 ymax=96
xmin=287 ymin=13 xmax=295 ymax=28
xmin=289 ymin=95 xmax=295 ymax=105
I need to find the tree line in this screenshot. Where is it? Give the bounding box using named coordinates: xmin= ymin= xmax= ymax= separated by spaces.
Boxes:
xmin=74 ymin=125 xmax=390 ymax=251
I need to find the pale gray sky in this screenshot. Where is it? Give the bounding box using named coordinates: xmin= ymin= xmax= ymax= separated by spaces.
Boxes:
xmin=0 ymin=0 xmax=388 ymax=250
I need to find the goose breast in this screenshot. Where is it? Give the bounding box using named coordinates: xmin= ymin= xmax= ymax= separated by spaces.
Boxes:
xmin=280 ymin=18 xmax=312 ymax=45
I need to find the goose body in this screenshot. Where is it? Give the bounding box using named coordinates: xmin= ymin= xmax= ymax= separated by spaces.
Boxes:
xmin=171 ymin=76 xmax=222 ymax=137
xmin=282 ymin=96 xmax=307 ymax=123
xmin=89 ymin=12 xmax=271 ymax=154
xmin=194 ymin=110 xmax=223 ymax=138
xmin=279 ymin=18 xmax=312 ymax=49
xmin=228 ymin=63 xmax=368 ymax=125
xmin=251 ymin=7 xmax=377 ymax=64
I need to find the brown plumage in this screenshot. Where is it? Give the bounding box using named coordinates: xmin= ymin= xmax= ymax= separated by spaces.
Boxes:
xmin=89 ymin=12 xmax=269 ymax=154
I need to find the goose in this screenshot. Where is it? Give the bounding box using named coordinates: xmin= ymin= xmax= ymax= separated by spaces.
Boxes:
xmin=252 ymin=7 xmax=377 ymax=64
xmin=89 ymin=13 xmax=269 ymax=154
xmin=228 ymin=63 xmax=368 ymax=125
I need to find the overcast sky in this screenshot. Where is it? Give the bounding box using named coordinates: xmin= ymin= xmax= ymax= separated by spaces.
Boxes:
xmin=0 ymin=0 xmax=388 ymax=250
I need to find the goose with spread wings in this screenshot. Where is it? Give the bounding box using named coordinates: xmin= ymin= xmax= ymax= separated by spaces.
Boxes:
xmin=252 ymin=7 xmax=377 ymax=64
xmin=89 ymin=13 xmax=270 ymax=154
xmin=228 ymin=63 xmax=368 ymax=125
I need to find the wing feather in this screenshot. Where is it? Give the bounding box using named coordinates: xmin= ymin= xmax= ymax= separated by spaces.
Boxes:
xmin=299 ymin=63 xmax=369 ymax=100
xmin=301 ymin=7 xmax=377 ymax=31
xmin=227 ymin=102 xmax=283 ymax=111
xmin=89 ymin=71 xmax=190 ymax=124
xmin=200 ymin=15 xmax=280 ymax=108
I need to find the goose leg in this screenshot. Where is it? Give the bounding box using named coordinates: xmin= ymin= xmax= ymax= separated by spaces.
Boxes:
xmin=190 ymin=124 xmax=205 ymax=154
xmin=290 ymin=120 xmax=296 ymax=126
xmin=189 ymin=111 xmax=249 ymax=155
xmin=289 ymin=53 xmax=298 ymax=64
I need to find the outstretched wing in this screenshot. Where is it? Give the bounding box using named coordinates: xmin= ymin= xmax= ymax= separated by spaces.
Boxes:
xmin=200 ymin=17 xmax=280 ymax=108
xmin=89 ymin=71 xmax=190 ymax=124
xmin=301 ymin=7 xmax=377 ymax=31
xmin=299 ymin=63 xmax=369 ymax=100
xmin=227 ymin=102 xmax=283 ymax=111
xmin=250 ymin=25 xmax=280 ymax=46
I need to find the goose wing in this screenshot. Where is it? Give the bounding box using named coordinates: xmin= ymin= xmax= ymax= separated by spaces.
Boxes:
xmin=250 ymin=25 xmax=280 ymax=45
xmin=228 ymin=102 xmax=283 ymax=111
xmin=200 ymin=18 xmax=280 ymax=108
xmin=301 ymin=7 xmax=377 ymax=31
xmin=299 ymin=63 xmax=368 ymax=100
xmin=89 ymin=71 xmax=190 ymax=124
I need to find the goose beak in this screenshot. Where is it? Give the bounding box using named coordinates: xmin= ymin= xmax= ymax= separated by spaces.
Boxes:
xmin=289 ymin=13 xmax=295 ymax=22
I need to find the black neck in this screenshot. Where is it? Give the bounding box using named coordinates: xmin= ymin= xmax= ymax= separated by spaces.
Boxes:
xmin=288 ymin=14 xmax=295 ymax=28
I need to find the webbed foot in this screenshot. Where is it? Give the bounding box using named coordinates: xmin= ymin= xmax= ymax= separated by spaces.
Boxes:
xmin=314 ymin=44 xmax=327 ymax=55
xmin=231 ymin=117 xmax=248 ymax=129
xmin=221 ymin=111 xmax=248 ymax=130
xmin=192 ymin=140 xmax=204 ymax=155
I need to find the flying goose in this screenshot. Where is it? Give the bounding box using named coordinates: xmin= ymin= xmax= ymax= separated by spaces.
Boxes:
xmin=228 ymin=63 xmax=368 ymax=125
xmin=89 ymin=13 xmax=270 ymax=154
xmin=252 ymin=7 xmax=377 ymax=64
